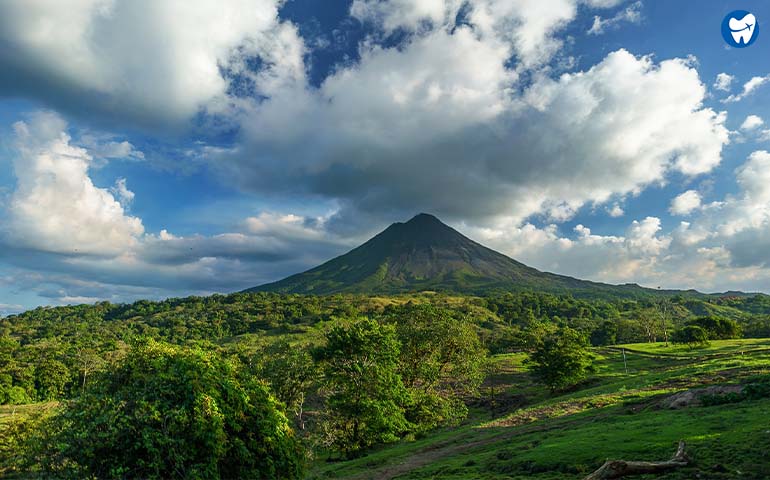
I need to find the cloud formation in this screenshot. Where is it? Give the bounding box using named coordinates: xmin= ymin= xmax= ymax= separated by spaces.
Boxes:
xmin=669 ymin=190 xmax=702 ymax=216
xmin=7 ymin=111 xmax=144 ymax=256
xmin=217 ymin=46 xmax=727 ymax=229
xmin=0 ymin=0 xmax=304 ymax=129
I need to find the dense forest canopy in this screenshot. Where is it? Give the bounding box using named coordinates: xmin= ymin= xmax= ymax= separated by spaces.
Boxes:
xmin=2 ymin=291 xmax=769 ymax=405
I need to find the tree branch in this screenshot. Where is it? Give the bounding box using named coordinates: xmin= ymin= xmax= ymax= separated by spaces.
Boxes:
xmin=584 ymin=441 xmax=688 ymax=480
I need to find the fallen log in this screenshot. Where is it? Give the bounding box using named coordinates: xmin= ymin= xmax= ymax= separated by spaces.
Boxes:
xmin=584 ymin=441 xmax=688 ymax=480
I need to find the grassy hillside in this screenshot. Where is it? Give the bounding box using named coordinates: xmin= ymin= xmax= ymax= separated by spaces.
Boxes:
xmin=311 ymin=339 xmax=770 ymax=479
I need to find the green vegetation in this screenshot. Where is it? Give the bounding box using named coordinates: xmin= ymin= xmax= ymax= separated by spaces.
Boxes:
xmin=528 ymin=327 xmax=594 ymax=392
xmin=312 ymin=340 xmax=770 ymax=479
xmin=314 ymin=318 xmax=410 ymax=455
xmin=671 ymin=324 xmax=711 ymax=348
xmin=36 ymin=340 xmax=303 ymax=479
xmin=2 ymin=290 xmax=770 ymax=478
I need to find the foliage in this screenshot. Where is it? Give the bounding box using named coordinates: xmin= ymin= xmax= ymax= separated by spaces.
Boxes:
xmin=387 ymin=304 xmax=487 ymax=430
xmin=314 ymin=318 xmax=410 ymax=455
xmin=256 ymin=339 xmax=317 ymax=430
xmin=671 ymin=325 xmax=711 ymax=349
xmin=528 ymin=327 xmax=594 ymax=392
xmin=686 ymin=316 xmax=741 ymax=340
xmin=38 ymin=340 xmax=304 ymax=479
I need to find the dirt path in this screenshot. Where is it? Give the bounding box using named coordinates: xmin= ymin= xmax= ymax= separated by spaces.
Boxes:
xmin=346 ymin=434 xmax=501 ymax=480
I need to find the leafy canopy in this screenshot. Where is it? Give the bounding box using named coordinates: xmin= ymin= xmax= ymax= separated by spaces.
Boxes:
xmin=528 ymin=327 xmax=594 ymax=392
xmin=41 ymin=339 xmax=304 ymax=479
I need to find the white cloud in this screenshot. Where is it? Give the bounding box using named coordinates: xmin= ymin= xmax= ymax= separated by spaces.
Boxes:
xmin=218 ymin=48 xmax=728 ymax=229
xmin=110 ymin=178 xmax=135 ymax=206
xmin=587 ymin=0 xmax=643 ymax=35
xmin=0 ymin=0 xmax=304 ymax=128
xmin=351 ymin=0 xmax=463 ymax=33
xmin=0 ymin=303 xmax=24 ymax=316
xmin=7 ymin=111 xmax=144 ymax=256
xmin=669 ymin=190 xmax=702 ymax=216
xmin=78 ymin=134 xmax=145 ymax=163
xmin=351 ymin=0 xmax=624 ymax=68
xmin=713 ymin=72 xmax=734 ymax=92
xmin=607 ymin=203 xmax=624 ymax=217
xmin=741 ymin=115 xmax=764 ymax=131
xmin=723 ymin=75 xmax=770 ymax=103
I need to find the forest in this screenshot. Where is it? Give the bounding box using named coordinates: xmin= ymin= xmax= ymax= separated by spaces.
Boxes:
xmin=1 ymin=291 xmax=769 ymax=478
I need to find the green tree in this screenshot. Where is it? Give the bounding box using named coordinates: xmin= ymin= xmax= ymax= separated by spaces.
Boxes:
xmin=687 ymin=316 xmax=741 ymax=340
xmin=590 ymin=320 xmax=618 ymax=346
xmin=258 ymin=340 xmax=317 ymax=430
xmin=389 ymin=305 xmax=487 ymax=430
xmin=40 ymin=340 xmax=304 ymax=479
xmin=314 ymin=318 xmax=410 ymax=455
xmin=671 ymin=325 xmax=711 ymax=349
xmin=528 ymin=327 xmax=594 ymax=392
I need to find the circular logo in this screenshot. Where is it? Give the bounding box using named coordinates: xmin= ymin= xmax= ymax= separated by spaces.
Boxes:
xmin=722 ymin=10 xmax=759 ymax=48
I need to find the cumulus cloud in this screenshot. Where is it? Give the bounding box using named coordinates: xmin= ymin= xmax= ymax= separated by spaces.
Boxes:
xmin=216 ymin=47 xmax=727 ymax=229
xmin=741 ymin=115 xmax=764 ymax=131
xmin=723 ymin=75 xmax=770 ymax=103
xmin=1 ymin=113 xmax=352 ymax=303
xmin=669 ymin=190 xmax=702 ymax=216
xmin=587 ymin=1 xmax=643 ymax=35
xmin=713 ymin=72 xmax=734 ymax=92
xmin=1 ymin=0 xmax=762 ymax=303
xmin=110 ymin=178 xmax=135 ymax=206
xmin=351 ymin=0 xmax=624 ymax=68
xmin=0 ymin=0 xmax=304 ymax=129
xmin=607 ymin=203 xmax=625 ymax=217
xmin=6 ymin=111 xmax=144 ymax=256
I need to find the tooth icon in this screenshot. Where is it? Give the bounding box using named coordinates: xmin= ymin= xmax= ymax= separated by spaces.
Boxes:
xmin=729 ymin=13 xmax=756 ymax=44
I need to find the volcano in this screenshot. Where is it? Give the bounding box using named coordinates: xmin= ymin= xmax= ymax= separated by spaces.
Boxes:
xmin=247 ymin=213 xmax=668 ymax=298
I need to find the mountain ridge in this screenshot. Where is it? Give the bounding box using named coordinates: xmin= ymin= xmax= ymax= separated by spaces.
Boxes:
xmin=247 ymin=213 xmax=718 ymax=298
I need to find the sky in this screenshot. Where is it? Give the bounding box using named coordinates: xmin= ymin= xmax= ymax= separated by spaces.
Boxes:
xmin=1 ymin=0 xmax=770 ymax=314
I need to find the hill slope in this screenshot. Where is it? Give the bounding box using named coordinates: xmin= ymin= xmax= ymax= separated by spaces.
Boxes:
xmin=248 ymin=213 xmax=679 ymax=298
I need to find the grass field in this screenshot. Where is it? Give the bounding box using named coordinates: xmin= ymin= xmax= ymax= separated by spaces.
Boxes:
xmin=310 ymin=340 xmax=770 ymax=479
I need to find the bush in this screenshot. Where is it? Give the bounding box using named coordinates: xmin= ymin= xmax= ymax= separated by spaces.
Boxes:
xmin=528 ymin=327 xmax=594 ymax=392
xmin=671 ymin=325 xmax=710 ymax=349
xmin=39 ymin=340 xmax=304 ymax=479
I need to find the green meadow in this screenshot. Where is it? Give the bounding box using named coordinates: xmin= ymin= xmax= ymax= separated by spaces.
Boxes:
xmin=311 ymin=339 xmax=770 ymax=479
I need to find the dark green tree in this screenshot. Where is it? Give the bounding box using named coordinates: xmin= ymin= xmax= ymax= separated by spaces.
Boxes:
xmin=590 ymin=320 xmax=618 ymax=346
xmin=40 ymin=340 xmax=304 ymax=479
xmin=687 ymin=316 xmax=741 ymax=340
xmin=314 ymin=318 xmax=410 ymax=455
xmin=389 ymin=305 xmax=487 ymax=430
xmin=671 ymin=325 xmax=711 ymax=349
xmin=528 ymin=327 xmax=594 ymax=392
xmin=258 ymin=340 xmax=317 ymax=430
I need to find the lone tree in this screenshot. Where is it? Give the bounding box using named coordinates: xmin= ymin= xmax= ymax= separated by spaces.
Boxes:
xmin=528 ymin=327 xmax=594 ymax=392
xmin=41 ymin=340 xmax=304 ymax=479
xmin=314 ymin=318 xmax=410 ymax=456
xmin=671 ymin=325 xmax=711 ymax=349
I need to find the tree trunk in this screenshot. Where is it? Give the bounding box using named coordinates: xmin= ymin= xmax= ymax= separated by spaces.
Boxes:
xmin=584 ymin=441 xmax=688 ymax=480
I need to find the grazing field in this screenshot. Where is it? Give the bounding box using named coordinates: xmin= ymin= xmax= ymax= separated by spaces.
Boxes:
xmin=311 ymin=339 xmax=770 ymax=479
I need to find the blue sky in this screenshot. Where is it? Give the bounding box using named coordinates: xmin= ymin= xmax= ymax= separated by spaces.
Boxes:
xmin=1 ymin=0 xmax=770 ymax=313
